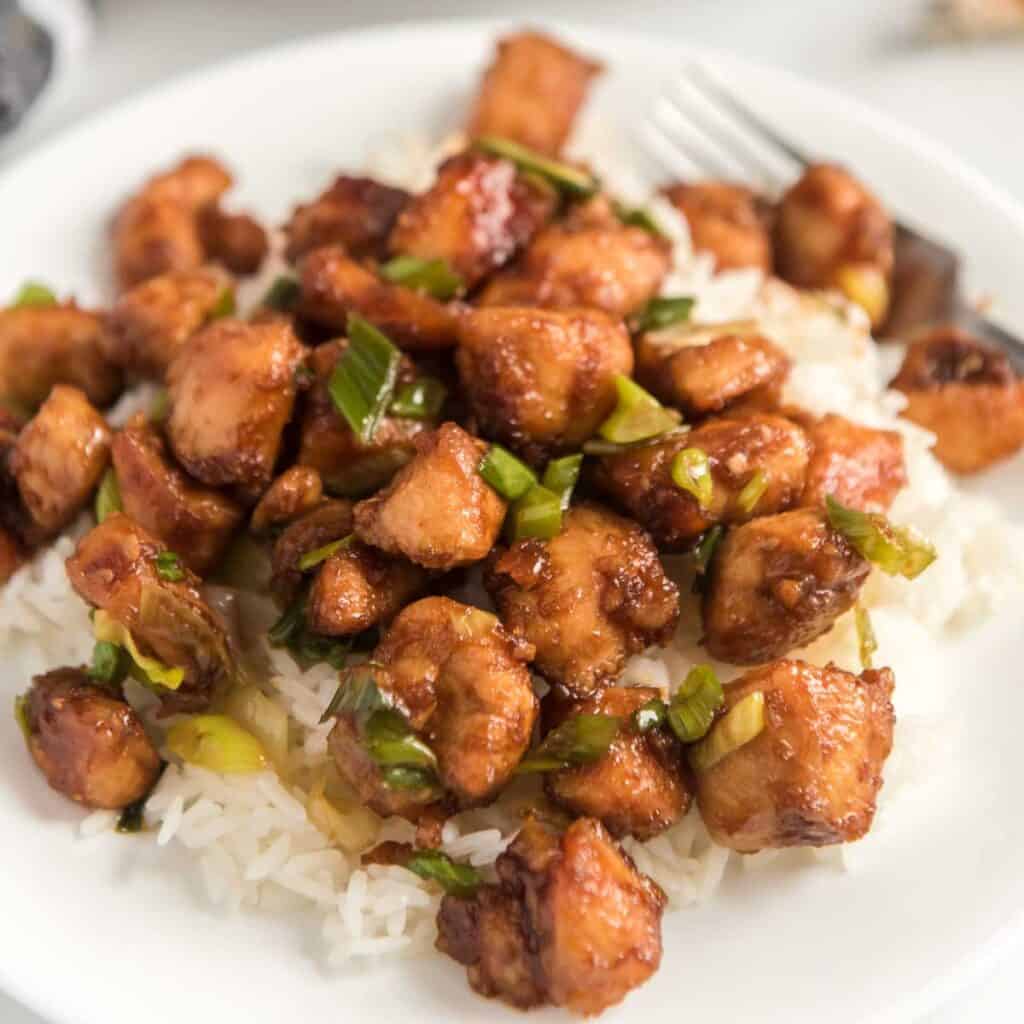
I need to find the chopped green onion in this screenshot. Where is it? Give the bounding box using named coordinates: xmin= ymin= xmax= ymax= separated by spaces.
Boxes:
xmin=507 ymin=484 xmax=563 ymax=543
xmin=541 ymin=454 xmax=583 ymax=512
xmin=13 ymin=694 xmax=30 ymax=740
xmin=11 ymin=281 xmax=57 ymax=309
xmin=166 ymin=714 xmax=268 ymax=774
xmin=149 ymin=388 xmax=170 ymax=423
xmin=262 ymin=275 xmax=300 ymax=312
xmin=597 ymin=375 xmax=681 ymax=445
xmin=380 ymin=256 xmax=463 ymax=300
xmin=612 ymin=201 xmax=664 ymax=236
xmin=667 ymin=665 xmax=723 ymax=743
xmin=325 ymin=668 xmax=390 ymax=725
xmin=475 ymin=135 xmax=599 ymax=197
xmin=671 ymin=447 xmax=713 ymax=509
xmin=268 ymin=594 xmax=306 ymax=648
xmin=93 ymin=610 xmax=185 ymax=691
xmin=855 ymin=605 xmax=877 ymax=670
xmin=208 ymin=287 xmax=235 ymax=320
xmin=405 ymin=849 xmax=481 ymax=897
xmin=825 ymin=495 xmax=937 ymax=579
xmin=693 ymin=525 xmax=723 ymax=575
xmin=389 ymin=377 xmax=447 ymax=420
xmin=516 ymin=713 xmax=622 ymax=774
xmin=269 ymin=590 xmax=350 ymax=671
xmin=154 ymin=551 xmax=185 ymax=582
xmin=298 ymin=535 xmax=353 ymax=571
xmin=116 ymin=798 xmax=147 ymax=834
xmin=328 ymin=314 xmax=402 ymax=444
xmin=364 ymin=709 xmax=437 ymax=768
xmin=478 ymin=445 xmax=538 ymax=501
xmin=581 ymin=424 xmax=691 ymax=457
xmin=737 ymin=469 xmax=769 ymax=515
xmin=689 ymin=691 xmax=766 ymax=774
xmin=631 ymin=296 xmax=695 ymax=334
xmin=380 ymin=765 xmax=441 ymax=792
xmin=631 ymin=698 xmax=667 ymax=733
xmin=94 ymin=468 xmax=122 ymax=524
xmin=89 ymin=640 xmax=129 ymax=687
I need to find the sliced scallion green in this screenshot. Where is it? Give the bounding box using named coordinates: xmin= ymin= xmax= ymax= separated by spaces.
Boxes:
xmin=631 ymin=698 xmax=667 ymax=733
xmin=94 ymin=468 xmax=122 ymax=524
xmin=737 ymin=469 xmax=769 ymax=515
xmin=612 ymin=201 xmax=664 ymax=236
xmin=478 ymin=445 xmax=537 ymax=501
xmin=475 ymin=135 xmax=599 ymax=197
xmin=268 ymin=593 xmax=306 ymax=649
xmin=855 ymin=605 xmax=877 ymax=670
xmin=596 ymin=375 xmax=681 ymax=445
xmin=581 ymin=424 xmax=691 ymax=457
xmin=389 ymin=377 xmax=447 ymax=420
xmin=631 ymin=296 xmax=695 ymax=334
xmin=380 ymin=256 xmax=463 ymax=300
xmin=671 ymin=447 xmax=713 ymax=509
xmin=667 ymin=665 xmax=723 ymax=743
xmin=262 ymin=275 xmax=301 ymax=312
xmin=541 ymin=454 xmax=583 ymax=512
xmin=380 ymin=765 xmax=441 ymax=792
xmin=208 ymin=287 xmax=235 ymax=320
xmin=93 ymin=611 xmax=185 ymax=691
xmin=154 ymin=551 xmax=185 ymax=582
xmin=149 ymin=388 xmax=170 ymax=423
xmin=516 ymin=713 xmax=622 ymax=774
xmin=507 ymin=484 xmax=563 ymax=543
xmin=364 ymin=709 xmax=437 ymax=768
xmin=405 ymin=849 xmax=481 ymax=897
xmin=89 ymin=640 xmax=129 ymax=687
xmin=13 ymin=694 xmax=30 ymax=740
xmin=693 ymin=525 xmax=723 ymax=574
xmin=166 ymin=714 xmax=268 ymax=774
xmin=298 ymin=535 xmax=353 ymax=572
xmin=826 ymin=495 xmax=937 ymax=579
xmin=689 ymin=690 xmax=766 ymax=774
xmin=11 ymin=281 xmax=57 ymax=309
xmin=328 ymin=314 xmax=402 ymax=444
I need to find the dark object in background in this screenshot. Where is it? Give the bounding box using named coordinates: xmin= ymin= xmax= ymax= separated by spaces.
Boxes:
xmin=0 ymin=1 xmax=53 ymax=135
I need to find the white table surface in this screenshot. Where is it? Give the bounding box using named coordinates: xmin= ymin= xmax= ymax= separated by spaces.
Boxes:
xmin=2 ymin=1 xmax=1022 ymax=1020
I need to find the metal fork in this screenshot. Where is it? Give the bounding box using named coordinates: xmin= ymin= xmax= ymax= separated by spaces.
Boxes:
xmin=641 ymin=62 xmax=1024 ymax=369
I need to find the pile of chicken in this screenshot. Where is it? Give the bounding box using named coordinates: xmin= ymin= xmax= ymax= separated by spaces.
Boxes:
xmin=3 ymin=29 xmax=1022 ymax=1018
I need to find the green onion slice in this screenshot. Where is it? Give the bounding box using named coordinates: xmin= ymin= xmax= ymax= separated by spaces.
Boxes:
xmin=826 ymin=495 xmax=937 ymax=579
xmin=581 ymin=424 xmax=691 ymax=457
xmin=298 ymin=535 xmax=353 ymax=572
xmin=269 ymin=590 xmax=352 ymax=672
xmin=262 ymin=275 xmax=300 ymax=312
xmin=116 ymin=799 xmax=147 ymax=834
xmin=154 ymin=551 xmax=185 ymax=582
xmin=11 ymin=281 xmax=57 ymax=309
xmin=597 ymin=375 xmax=681 ymax=445
xmin=737 ymin=469 xmax=769 ymax=515
xmin=671 ymin=447 xmax=713 ymax=509
xmin=693 ymin=525 xmax=723 ymax=575
xmin=405 ymin=849 xmax=481 ymax=897
xmin=380 ymin=256 xmax=463 ymax=300
xmin=667 ymin=665 xmax=724 ymax=743
xmin=631 ymin=296 xmax=695 ymax=335
xmin=855 ymin=605 xmax=877 ymax=670
xmin=516 ymin=713 xmax=623 ymax=774
xmin=94 ymin=468 xmax=122 ymax=524
xmin=507 ymin=484 xmax=563 ymax=543
xmin=13 ymin=694 xmax=30 ymax=740
xmin=475 ymin=135 xmax=599 ymax=197
xmin=612 ymin=201 xmax=664 ymax=236
xmin=328 ymin=314 xmax=402 ymax=444
xmin=631 ymin=698 xmax=667 ymax=733
xmin=166 ymin=714 xmax=268 ymax=774
xmin=381 ymin=765 xmax=442 ymax=792
xmin=93 ymin=610 xmax=185 ymax=691
xmin=208 ymin=287 xmax=235 ymax=320
xmin=541 ymin=454 xmax=583 ymax=512
xmin=689 ymin=690 xmax=766 ymax=774
xmin=268 ymin=593 xmax=306 ymax=649
xmin=389 ymin=377 xmax=447 ymax=420
xmin=149 ymin=388 xmax=171 ymax=423
xmin=364 ymin=708 xmax=437 ymax=769
xmin=89 ymin=640 xmax=129 ymax=687
xmin=478 ymin=445 xmax=537 ymax=501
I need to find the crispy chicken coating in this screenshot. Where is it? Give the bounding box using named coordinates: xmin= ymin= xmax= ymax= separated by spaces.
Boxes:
xmin=20 ymin=667 xmax=161 ymax=809
xmin=485 ymin=503 xmax=679 ymax=693
xmin=269 ymin=499 xmax=354 ymax=605
xmin=595 ymin=413 xmax=811 ymax=549
xmin=196 ymin=203 xmax=268 ymax=275
xmin=467 ymin=30 xmax=603 ymax=155
xmin=456 ymin=305 xmax=633 ymax=462
xmin=166 ymin=319 xmax=305 ymax=499
xmin=112 ymin=415 xmax=243 ymax=575
xmin=694 ymin=659 xmax=895 ymax=852
xmin=140 ymin=154 xmax=233 ymax=209
xmin=544 ymin=686 xmax=691 ymax=840
xmin=353 ymin=422 xmax=506 ymax=570
xmin=890 ymin=327 xmax=1024 ymax=474
xmin=113 ymin=194 xmax=206 ymax=291
xmin=11 ymin=386 xmax=111 ymax=536
xmin=437 ymin=816 xmax=664 ymax=1015
xmin=250 ymin=466 xmax=323 ymax=534
xmin=702 ymin=508 xmax=870 ymax=664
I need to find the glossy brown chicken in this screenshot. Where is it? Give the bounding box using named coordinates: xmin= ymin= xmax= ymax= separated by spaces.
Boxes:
xmin=270 ymin=499 xmax=354 ymax=605
xmin=250 ymin=466 xmax=324 ymax=534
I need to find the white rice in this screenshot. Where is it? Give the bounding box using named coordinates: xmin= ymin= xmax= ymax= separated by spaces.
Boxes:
xmin=4 ymin=133 xmax=1024 ymax=970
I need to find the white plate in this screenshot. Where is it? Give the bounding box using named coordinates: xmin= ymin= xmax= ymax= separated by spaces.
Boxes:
xmin=1 ymin=19 xmax=1023 ymax=1024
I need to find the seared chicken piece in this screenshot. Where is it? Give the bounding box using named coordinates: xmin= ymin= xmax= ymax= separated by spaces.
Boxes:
xmin=478 ymin=196 xmax=671 ymax=316
xmin=285 ymin=175 xmax=410 ymax=263
xmin=66 ymin=514 xmax=234 ymax=712
xmin=20 ymin=667 xmax=161 ymax=809
xmin=250 ymin=466 xmax=323 ymax=534
xmin=166 ymin=319 xmax=305 ymax=500
xmin=456 ymin=305 xmax=633 ymax=462
xmin=694 ymin=659 xmax=895 ymax=852
xmin=107 ymin=267 xmax=233 ymax=378
xmin=663 ymin=181 xmax=772 ymax=272
xmin=307 ymin=542 xmax=428 ymax=636
xmin=0 ymin=527 xmax=25 ymax=584
xmin=140 ymin=154 xmax=233 ymax=209
xmin=297 ymin=338 xmax=429 ymax=495
xmin=595 ymin=413 xmax=811 ymax=549
xmin=544 ymin=686 xmax=691 ymax=840
xmin=328 ymin=596 xmax=537 ymax=814
xmin=388 ymin=152 xmax=556 ymax=291
xmin=467 ymin=30 xmax=603 ymax=155
xmin=270 ymin=499 xmax=354 ymax=605
xmin=11 ymin=386 xmax=111 ymax=536
xmin=635 ymin=327 xmax=790 ymax=418
xmin=703 ymin=508 xmax=870 ymax=664
xmin=0 ymin=303 xmax=121 ymax=409
xmin=486 ymin=503 xmax=679 ymax=693
xmin=113 ymin=194 xmax=206 ymax=291
xmin=354 ymin=422 xmax=506 ymax=570
xmin=112 ymin=415 xmax=244 ymax=574
xmin=437 ymin=816 xmax=664 ymax=1015
xmin=196 ymin=203 xmax=268 ymax=275
xmin=298 ymin=247 xmax=459 ymax=350
xmin=774 ymin=163 xmax=894 ymax=328
xmin=890 ymin=327 xmax=1024 ymax=474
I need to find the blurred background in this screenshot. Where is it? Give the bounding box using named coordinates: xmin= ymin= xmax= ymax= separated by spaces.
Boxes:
xmin=2 ymin=1 xmax=1023 ymax=1021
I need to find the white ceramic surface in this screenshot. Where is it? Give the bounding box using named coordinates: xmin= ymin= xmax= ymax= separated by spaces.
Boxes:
xmin=1 ymin=19 xmax=1022 ymax=1024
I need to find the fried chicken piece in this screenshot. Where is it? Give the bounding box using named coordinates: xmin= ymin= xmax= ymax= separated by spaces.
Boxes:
xmin=467 ymin=30 xmax=603 ymax=155
xmin=486 ymin=503 xmax=679 ymax=693
xmin=197 ymin=203 xmax=268 ymax=275
xmin=694 ymin=659 xmax=895 ymax=852
xmin=702 ymin=508 xmax=870 ymax=664
xmin=437 ymin=817 xmax=664 ymax=1015
xmin=250 ymin=466 xmax=324 ymax=534
xmin=113 ymin=194 xmax=207 ymax=291
xmin=269 ymin=499 xmax=354 ymax=605
xmin=140 ymin=154 xmax=233 ymax=209
xmin=354 ymin=423 xmax=506 ymax=570
xmin=890 ymin=326 xmax=1024 ymax=474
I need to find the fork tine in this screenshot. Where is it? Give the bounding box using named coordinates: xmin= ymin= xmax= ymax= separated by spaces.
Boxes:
xmin=639 ymin=117 xmax=708 ymax=182
xmin=653 ymin=95 xmax=743 ymax=181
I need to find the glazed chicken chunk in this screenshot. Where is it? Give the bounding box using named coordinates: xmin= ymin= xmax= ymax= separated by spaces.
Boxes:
xmin=890 ymin=327 xmax=1024 ymax=474
xmin=437 ymin=816 xmax=664 ymax=1015
xmin=66 ymin=514 xmax=234 ymax=712
xmin=250 ymin=466 xmax=324 ymax=534
xmin=11 ymin=386 xmax=111 ymax=536
xmin=328 ymin=596 xmax=537 ymax=816
xmin=595 ymin=413 xmax=811 ymax=549
xmin=19 ymin=667 xmax=161 ymax=809
xmin=694 ymin=659 xmax=895 ymax=852
xmin=270 ymin=499 xmax=354 ymax=605
xmin=702 ymin=508 xmax=870 ymax=664
xmin=353 ymin=422 xmax=506 ymax=570
xmin=485 ymin=503 xmax=679 ymax=694
xmin=457 ymin=305 xmax=633 ymax=462
xmin=544 ymin=687 xmax=691 ymax=840
xmin=467 ymin=30 xmax=603 ymax=156
xmin=166 ymin=318 xmax=305 ymax=499
xmin=196 ymin=203 xmax=268 ymax=275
